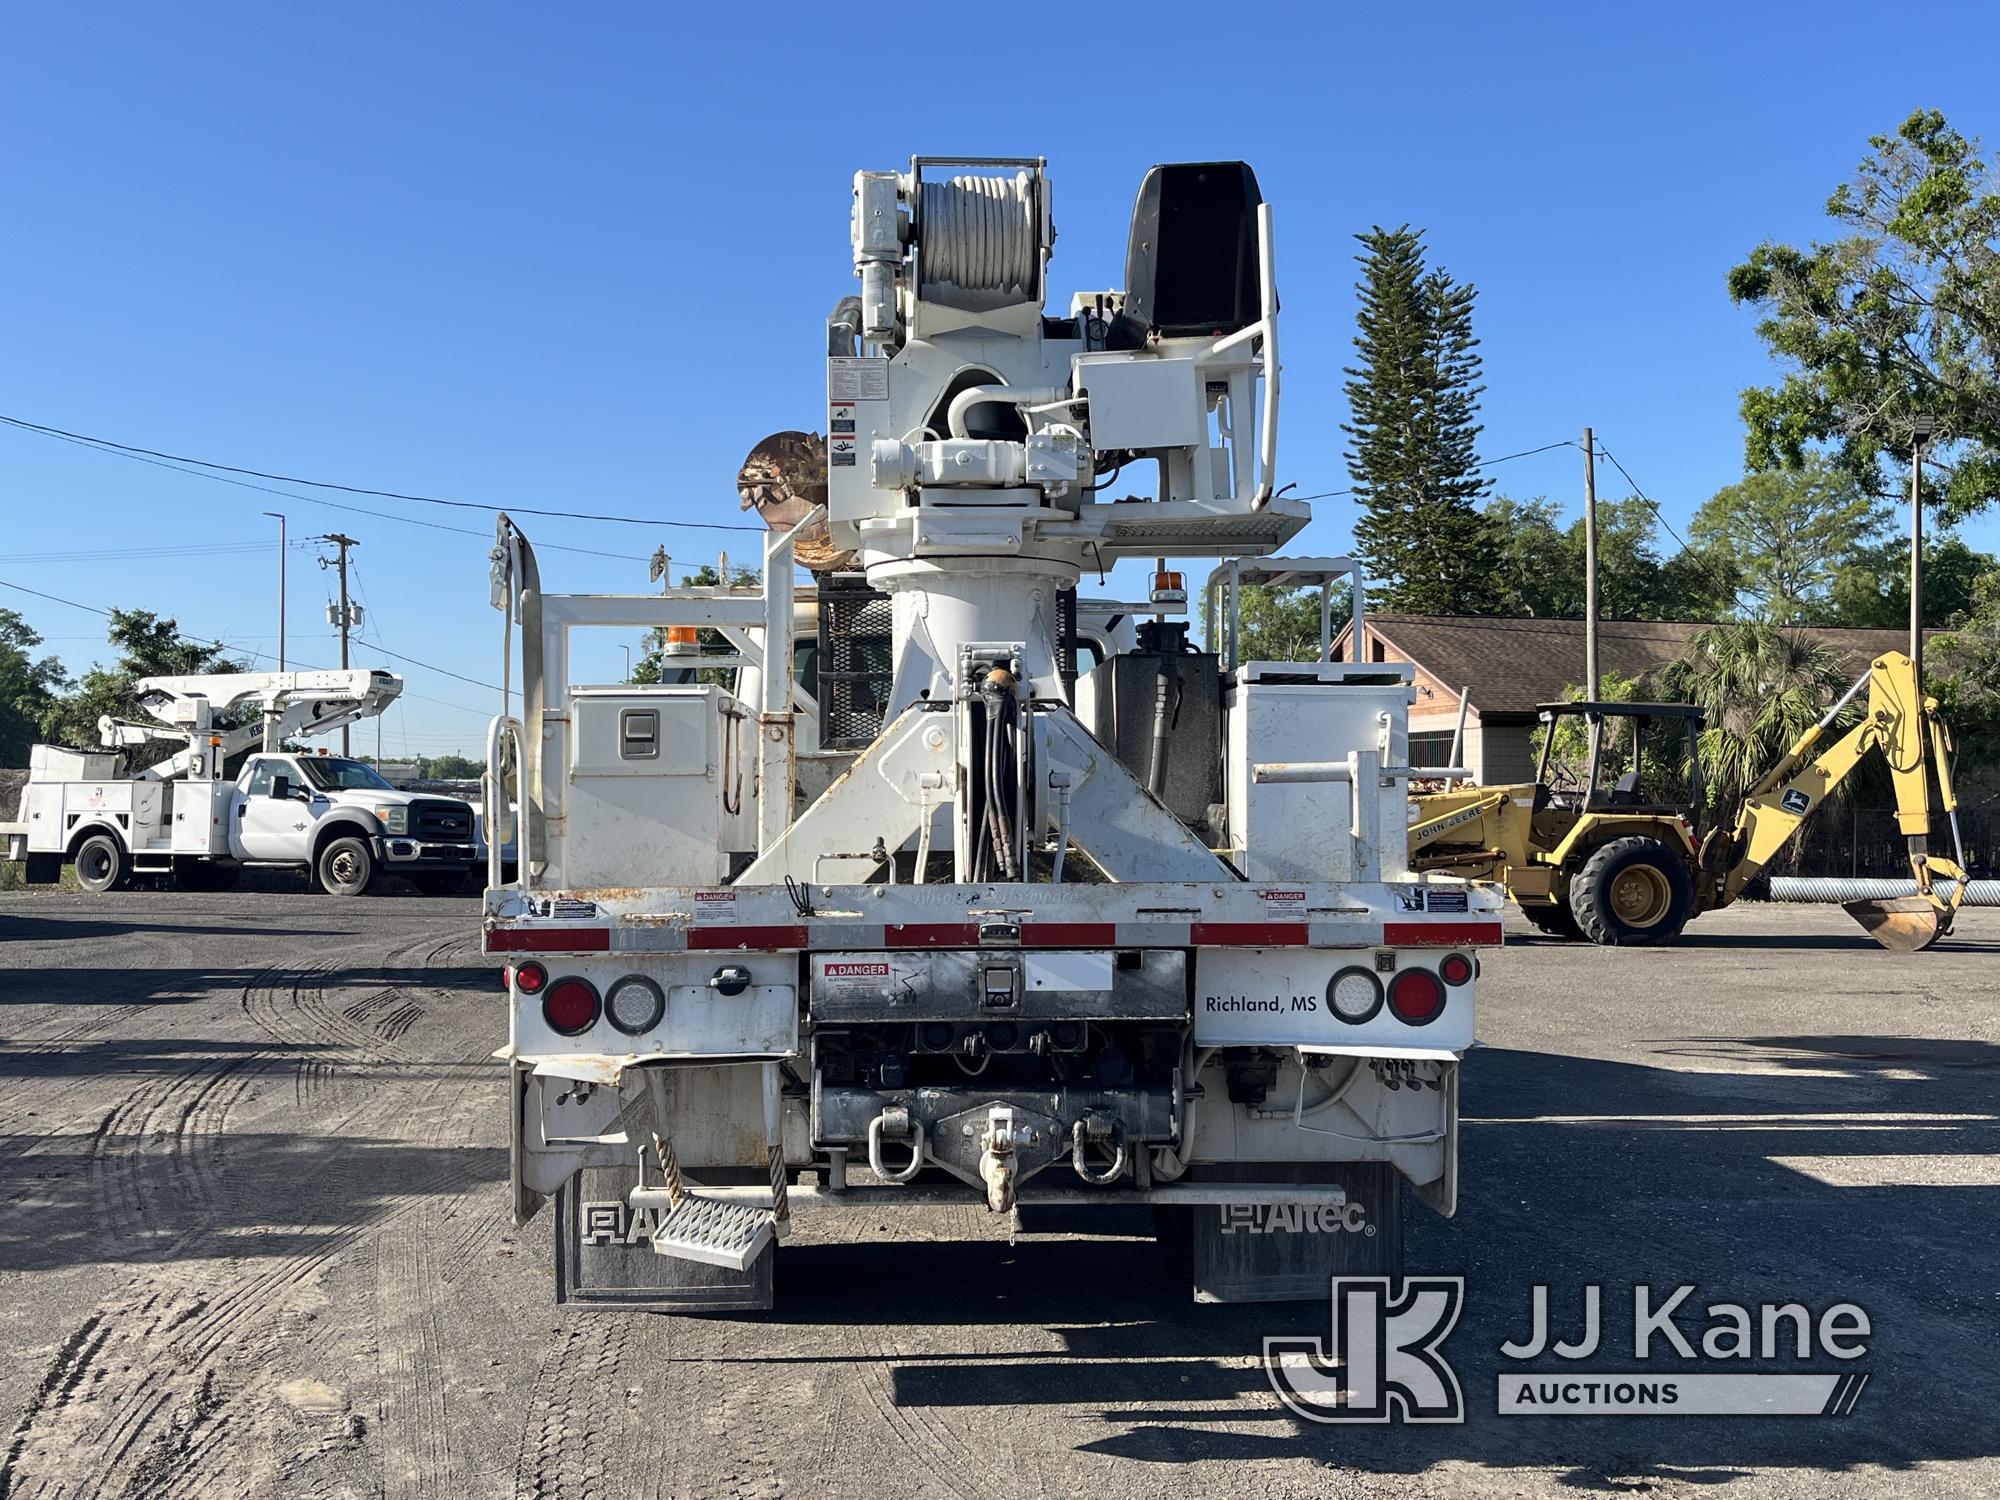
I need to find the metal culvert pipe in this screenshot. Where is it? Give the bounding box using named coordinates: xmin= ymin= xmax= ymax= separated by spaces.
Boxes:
xmin=1767 ymin=876 xmax=2000 ymax=906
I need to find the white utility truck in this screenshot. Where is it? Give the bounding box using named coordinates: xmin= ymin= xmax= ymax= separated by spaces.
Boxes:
xmin=484 ymin=157 xmax=1503 ymax=1308
xmin=4 ymin=669 xmax=479 ymax=895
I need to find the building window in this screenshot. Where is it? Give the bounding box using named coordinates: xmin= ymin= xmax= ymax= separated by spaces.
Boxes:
xmin=1408 ymin=731 xmax=1458 ymax=769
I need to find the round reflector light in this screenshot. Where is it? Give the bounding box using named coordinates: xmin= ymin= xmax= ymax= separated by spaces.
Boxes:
xmin=1388 ymin=968 xmax=1445 ymax=1026
xmin=605 ymin=975 xmax=665 ymax=1035
xmin=542 ymin=977 xmax=601 ymax=1036
xmin=512 ymin=961 xmax=548 ymax=995
xmin=1327 ymin=966 xmax=1384 ymax=1024
xmin=1438 ymin=952 xmax=1475 ymax=987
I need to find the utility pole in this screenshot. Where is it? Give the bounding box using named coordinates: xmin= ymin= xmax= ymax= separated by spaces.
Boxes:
xmin=1910 ymin=416 xmax=1934 ymax=685
xmin=262 ymin=511 xmax=287 ymax=750
xmin=1582 ymin=427 xmax=1599 ymax=701
xmin=326 ymin=533 xmax=360 ymax=753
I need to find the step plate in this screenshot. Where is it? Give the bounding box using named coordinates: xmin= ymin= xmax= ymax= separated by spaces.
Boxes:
xmin=649 ymin=1192 xmax=777 ymax=1272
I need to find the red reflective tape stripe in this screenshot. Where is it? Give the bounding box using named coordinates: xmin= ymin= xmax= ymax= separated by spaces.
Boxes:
xmin=1189 ymin=921 xmax=1309 ymax=946
xmin=486 ymin=927 xmax=611 ymax=953
xmin=1384 ymin=920 xmax=1504 ymax=947
xmin=1021 ymin=922 xmax=1118 ymax=947
xmin=688 ymin=925 xmax=808 ymax=950
xmin=882 ymin=922 xmax=980 ymax=947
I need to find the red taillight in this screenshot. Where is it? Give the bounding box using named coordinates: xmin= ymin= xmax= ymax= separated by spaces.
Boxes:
xmin=542 ymin=977 xmax=600 ymax=1036
xmin=1438 ymin=952 xmax=1474 ymax=987
xmin=1388 ymin=968 xmax=1445 ymax=1026
xmin=512 ymin=961 xmax=548 ymax=995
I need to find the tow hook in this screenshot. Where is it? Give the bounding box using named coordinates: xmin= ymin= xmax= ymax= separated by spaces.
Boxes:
xmin=977 ymin=1104 xmax=1035 ymax=1213
xmin=1072 ymin=1114 xmax=1127 ymax=1186
xmin=867 ymin=1106 xmax=926 ymax=1184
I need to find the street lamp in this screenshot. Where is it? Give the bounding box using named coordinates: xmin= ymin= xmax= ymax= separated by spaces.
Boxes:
xmin=1910 ymin=416 xmax=1936 ymax=683
xmin=262 ymin=511 xmax=287 ymax=671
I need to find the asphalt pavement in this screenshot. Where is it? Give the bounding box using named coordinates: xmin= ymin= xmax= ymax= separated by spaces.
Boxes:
xmin=1 ymin=891 xmax=1995 ymax=1499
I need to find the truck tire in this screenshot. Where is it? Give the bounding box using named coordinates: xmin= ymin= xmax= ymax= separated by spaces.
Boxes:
xmin=411 ymin=870 xmax=468 ymax=896
xmin=1567 ymin=836 xmax=1694 ymax=946
xmin=1522 ymin=902 xmax=1584 ymax=940
xmin=317 ymin=835 xmax=378 ymax=897
xmin=174 ymin=858 xmax=240 ymax=893
xmin=74 ymin=832 xmax=130 ymax=894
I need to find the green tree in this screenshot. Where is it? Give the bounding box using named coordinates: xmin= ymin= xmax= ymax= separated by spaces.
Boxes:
xmin=40 ymin=609 xmax=243 ymax=751
xmin=1827 ymin=535 xmax=2000 ymax=627
xmin=1653 ymin=624 xmax=1854 ymax=819
xmin=1233 ymin=583 xmax=1352 ymax=662
xmin=1729 ymin=109 xmax=2000 ymax=524
xmin=1343 ymin=227 xmax=1498 ymax=612
xmin=1688 ymin=458 xmax=1890 ymax=621
xmin=0 ymin=608 xmax=68 ymax=765
xmin=1486 ymin=495 xmax=1740 ymax=621
xmin=423 ymin=753 xmax=485 ymax=781
xmin=1929 ymin=571 xmax=2000 ymax=760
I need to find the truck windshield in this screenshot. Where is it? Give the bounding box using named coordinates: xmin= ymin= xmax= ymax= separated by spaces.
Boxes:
xmin=295 ymin=757 xmax=396 ymax=793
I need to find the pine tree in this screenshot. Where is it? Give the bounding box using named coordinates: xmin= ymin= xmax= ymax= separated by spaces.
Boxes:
xmin=1342 ymin=227 xmax=1498 ymax=613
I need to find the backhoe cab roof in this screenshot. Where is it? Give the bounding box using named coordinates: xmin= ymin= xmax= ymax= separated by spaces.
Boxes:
xmin=1536 ymin=701 xmax=1705 ymax=723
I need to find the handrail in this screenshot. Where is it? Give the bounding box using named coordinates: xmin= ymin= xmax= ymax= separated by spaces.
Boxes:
xmin=484 ymin=713 xmax=523 ymax=893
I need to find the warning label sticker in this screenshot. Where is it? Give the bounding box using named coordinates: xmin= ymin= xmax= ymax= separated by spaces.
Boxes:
xmin=815 ymin=957 xmax=895 ymax=1000
xmin=829 ymin=357 xmax=889 ymax=401
xmin=1258 ymin=888 xmax=1308 ymax=911
xmin=829 ymin=435 xmax=858 ymax=468
xmin=828 ymin=399 xmax=857 ymax=436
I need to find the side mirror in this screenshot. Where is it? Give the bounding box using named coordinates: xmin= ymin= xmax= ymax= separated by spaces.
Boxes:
xmin=269 ymin=776 xmax=292 ymax=801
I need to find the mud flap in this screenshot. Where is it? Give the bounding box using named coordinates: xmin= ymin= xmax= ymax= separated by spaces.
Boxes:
xmin=555 ymin=1164 xmax=774 ymax=1312
xmin=1188 ymin=1162 xmax=1403 ymax=1303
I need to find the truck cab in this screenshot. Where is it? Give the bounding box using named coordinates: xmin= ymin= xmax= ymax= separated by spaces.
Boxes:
xmin=231 ymin=753 xmax=478 ymax=895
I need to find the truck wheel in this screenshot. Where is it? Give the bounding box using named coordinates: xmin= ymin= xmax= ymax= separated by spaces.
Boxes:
xmin=74 ymin=833 xmax=130 ymax=894
xmin=411 ymin=871 xmax=468 ymax=896
xmin=1568 ymin=837 xmax=1694 ymax=946
xmin=317 ymin=835 xmax=378 ymax=897
xmin=174 ymin=858 xmax=240 ymax=893
xmin=1522 ymin=902 xmax=1584 ymax=940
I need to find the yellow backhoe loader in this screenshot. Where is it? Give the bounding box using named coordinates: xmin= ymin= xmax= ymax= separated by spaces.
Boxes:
xmin=1409 ymin=651 xmax=1970 ymax=951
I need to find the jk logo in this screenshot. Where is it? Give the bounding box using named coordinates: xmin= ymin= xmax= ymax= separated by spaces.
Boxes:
xmin=1265 ymin=1276 xmax=1465 ymax=1423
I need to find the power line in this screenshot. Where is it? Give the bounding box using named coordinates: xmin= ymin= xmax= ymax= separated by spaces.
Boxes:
xmin=1284 ymin=439 xmax=1581 ymax=504
xmin=0 ymin=413 xmax=762 ymax=533
xmin=11 ymin=419 xmax=658 ymax=562
xmin=1593 ymin=440 xmax=1745 ymax=606
xmin=0 ymin=576 xmax=496 ymax=716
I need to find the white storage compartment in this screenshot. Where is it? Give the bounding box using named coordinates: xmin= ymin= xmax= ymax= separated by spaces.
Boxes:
xmin=1224 ymin=662 xmax=1414 ymax=883
xmin=30 ymin=745 xmax=120 ymax=780
xmin=169 ymin=780 xmax=229 ymax=854
xmin=564 ymin=686 xmax=755 ymax=889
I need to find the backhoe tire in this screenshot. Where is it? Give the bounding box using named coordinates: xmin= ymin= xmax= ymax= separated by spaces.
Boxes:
xmin=174 ymin=858 xmax=240 ymax=893
xmin=74 ymin=833 xmax=130 ymax=895
xmin=317 ymin=835 xmax=378 ymax=897
xmin=1522 ymin=902 xmax=1584 ymax=940
xmin=1568 ymin=837 xmax=1694 ymax=946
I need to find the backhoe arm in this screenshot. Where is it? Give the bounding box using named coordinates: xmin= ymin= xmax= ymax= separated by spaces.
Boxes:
xmin=1720 ymin=652 xmax=1967 ymax=942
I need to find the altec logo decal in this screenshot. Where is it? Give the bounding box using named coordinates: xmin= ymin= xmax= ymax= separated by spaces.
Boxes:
xmin=825 ymin=961 xmax=890 ymax=978
xmin=1221 ymin=1202 xmax=1373 ymax=1236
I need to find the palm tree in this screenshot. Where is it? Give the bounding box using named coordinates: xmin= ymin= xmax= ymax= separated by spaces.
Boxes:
xmin=1653 ymin=624 xmax=1856 ymax=821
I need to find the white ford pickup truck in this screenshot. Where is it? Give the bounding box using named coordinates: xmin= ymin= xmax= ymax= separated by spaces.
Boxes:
xmin=7 ymin=748 xmax=478 ymax=896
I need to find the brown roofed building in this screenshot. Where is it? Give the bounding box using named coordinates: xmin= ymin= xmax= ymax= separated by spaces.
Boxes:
xmin=1332 ymin=614 xmax=1940 ymax=786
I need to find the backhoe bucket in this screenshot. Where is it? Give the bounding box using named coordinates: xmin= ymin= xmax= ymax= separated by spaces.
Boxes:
xmin=1843 ymin=896 xmax=1947 ymax=953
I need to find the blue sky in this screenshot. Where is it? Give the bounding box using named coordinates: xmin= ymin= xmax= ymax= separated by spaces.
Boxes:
xmin=7 ymin=2 xmax=1999 ymax=756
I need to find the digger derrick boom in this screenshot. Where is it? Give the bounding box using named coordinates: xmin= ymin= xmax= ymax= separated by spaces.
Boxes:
xmin=480 ymin=156 xmax=1502 ymax=1307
